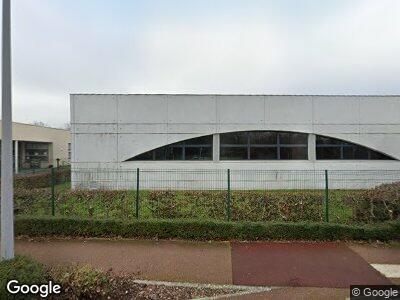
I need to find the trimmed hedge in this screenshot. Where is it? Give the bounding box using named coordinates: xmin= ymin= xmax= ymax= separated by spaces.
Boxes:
xmin=147 ymin=190 xmax=323 ymax=222
xmin=345 ymin=181 xmax=400 ymax=223
xmin=0 ymin=255 xmax=48 ymax=299
xmin=14 ymin=167 xmax=70 ymax=189
xmin=15 ymin=216 xmax=400 ymax=241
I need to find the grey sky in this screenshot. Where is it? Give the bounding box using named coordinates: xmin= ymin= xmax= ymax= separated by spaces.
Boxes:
xmin=7 ymin=0 xmax=400 ymax=127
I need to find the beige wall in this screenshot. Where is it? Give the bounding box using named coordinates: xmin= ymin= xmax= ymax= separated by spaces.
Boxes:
xmin=0 ymin=122 xmax=71 ymax=166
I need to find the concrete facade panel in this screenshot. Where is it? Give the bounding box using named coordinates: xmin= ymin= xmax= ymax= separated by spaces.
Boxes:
xmin=267 ymin=96 xmax=313 ymax=124
xmin=74 ymin=133 xmax=117 ymax=162
xmin=359 ymin=98 xmax=400 ymax=124
xmin=313 ymin=97 xmax=360 ymax=124
xmin=117 ymin=94 xmax=167 ymax=124
xmin=118 ymin=124 xmax=168 ymax=134
xmin=167 ymin=95 xmax=216 ymax=124
xmin=217 ymin=96 xmax=264 ymax=124
xmin=73 ymin=124 xmax=117 ymax=134
xmin=72 ymin=94 xmax=117 ymax=124
xmin=313 ymin=124 xmax=360 ymax=134
xmin=167 ymin=124 xmax=217 ymax=134
xmin=360 ymin=125 xmax=400 ymax=134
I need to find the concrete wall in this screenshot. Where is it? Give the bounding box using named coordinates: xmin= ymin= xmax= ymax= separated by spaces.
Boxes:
xmin=70 ymin=94 xmax=400 ymax=189
xmin=0 ymin=122 xmax=71 ymax=166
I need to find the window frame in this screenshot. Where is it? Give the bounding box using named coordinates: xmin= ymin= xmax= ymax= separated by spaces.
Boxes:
xmin=127 ymin=135 xmax=213 ymax=161
xmin=316 ymin=135 xmax=394 ymax=160
xmin=220 ymin=131 xmax=308 ymax=160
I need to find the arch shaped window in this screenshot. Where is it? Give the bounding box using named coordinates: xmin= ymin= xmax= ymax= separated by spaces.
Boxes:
xmin=126 ymin=135 xmax=213 ymax=161
xmin=316 ymin=135 xmax=395 ymax=160
xmin=220 ymin=131 xmax=308 ymax=160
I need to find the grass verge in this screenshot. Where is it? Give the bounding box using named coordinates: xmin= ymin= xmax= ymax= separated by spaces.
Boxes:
xmin=15 ymin=216 xmax=400 ymax=242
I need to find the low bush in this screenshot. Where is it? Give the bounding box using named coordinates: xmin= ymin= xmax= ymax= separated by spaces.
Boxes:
xmin=14 ymin=188 xmax=52 ymax=215
xmin=15 ymin=216 xmax=400 ymax=241
xmin=146 ymin=190 xmax=323 ymax=222
xmin=0 ymin=255 xmax=48 ymax=299
xmin=50 ymin=265 xmax=109 ymax=299
xmin=147 ymin=190 xmax=227 ymax=220
xmin=345 ymin=181 xmax=400 ymax=223
xmin=231 ymin=191 xmax=323 ymax=222
xmin=14 ymin=167 xmax=70 ymax=189
xmin=57 ymin=189 xmax=131 ymax=219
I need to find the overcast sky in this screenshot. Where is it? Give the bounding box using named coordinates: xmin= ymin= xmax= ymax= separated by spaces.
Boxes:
xmin=7 ymin=0 xmax=400 ymax=127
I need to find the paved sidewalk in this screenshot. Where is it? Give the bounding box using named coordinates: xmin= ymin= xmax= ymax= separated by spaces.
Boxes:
xmin=15 ymin=238 xmax=400 ymax=296
xmin=16 ymin=239 xmax=232 ymax=284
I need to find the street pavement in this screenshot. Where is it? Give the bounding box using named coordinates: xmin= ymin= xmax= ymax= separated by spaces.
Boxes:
xmin=15 ymin=238 xmax=400 ymax=299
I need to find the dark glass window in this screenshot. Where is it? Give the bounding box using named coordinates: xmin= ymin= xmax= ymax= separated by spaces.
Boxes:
xmin=316 ymin=147 xmax=341 ymax=160
xmin=166 ymin=147 xmax=183 ymax=160
xmin=126 ymin=135 xmax=213 ymax=161
xmin=133 ymin=151 xmax=154 ymax=161
xmin=249 ymin=132 xmax=277 ymax=145
xmin=250 ymin=147 xmax=277 ymax=160
xmin=316 ymin=135 xmax=394 ymax=160
xmin=185 ymin=147 xmax=212 ymax=160
xmin=220 ymin=132 xmax=247 ymax=145
xmin=185 ymin=135 xmax=213 ymax=145
xmin=220 ymin=147 xmax=248 ymax=160
xmin=280 ymin=147 xmax=308 ymax=160
xmin=279 ymin=132 xmax=308 ymax=144
xmin=316 ymin=136 xmax=342 ymax=145
xmin=220 ymin=131 xmax=308 ymax=160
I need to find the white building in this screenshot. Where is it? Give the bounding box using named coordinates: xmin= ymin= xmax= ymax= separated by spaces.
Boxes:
xmin=0 ymin=122 xmax=70 ymax=172
xmin=70 ymin=94 xmax=400 ymax=189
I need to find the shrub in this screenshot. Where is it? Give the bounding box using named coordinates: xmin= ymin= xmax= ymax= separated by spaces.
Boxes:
xmin=14 ymin=167 xmax=70 ymax=189
xmin=0 ymin=255 xmax=48 ymax=299
xmin=14 ymin=188 xmax=52 ymax=215
xmin=231 ymin=191 xmax=323 ymax=222
xmin=14 ymin=215 xmax=400 ymax=241
xmin=146 ymin=190 xmax=323 ymax=222
xmin=345 ymin=181 xmax=400 ymax=223
xmin=50 ymin=265 xmax=109 ymax=298
xmin=147 ymin=190 xmax=226 ymax=220
xmin=57 ymin=189 xmax=131 ymax=219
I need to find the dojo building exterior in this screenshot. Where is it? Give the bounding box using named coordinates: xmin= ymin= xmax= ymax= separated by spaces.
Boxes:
xmin=70 ymin=94 xmax=400 ymax=189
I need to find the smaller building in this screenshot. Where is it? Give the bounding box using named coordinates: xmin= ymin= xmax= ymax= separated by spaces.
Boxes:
xmin=0 ymin=122 xmax=70 ymax=172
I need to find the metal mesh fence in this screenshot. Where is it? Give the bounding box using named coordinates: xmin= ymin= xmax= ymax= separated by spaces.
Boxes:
xmin=13 ymin=167 xmax=399 ymax=224
xmin=71 ymin=168 xmax=400 ymax=191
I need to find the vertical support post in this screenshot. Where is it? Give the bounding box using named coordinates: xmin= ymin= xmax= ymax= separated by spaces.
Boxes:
xmin=51 ymin=167 xmax=55 ymax=216
xmin=136 ymin=168 xmax=140 ymax=219
xmin=308 ymin=133 xmax=316 ymax=162
xmin=212 ymin=133 xmax=220 ymax=162
xmin=227 ymin=169 xmax=231 ymax=221
xmin=14 ymin=140 xmax=18 ymax=174
xmin=1 ymin=0 xmax=14 ymax=260
xmin=324 ymin=169 xmax=329 ymax=222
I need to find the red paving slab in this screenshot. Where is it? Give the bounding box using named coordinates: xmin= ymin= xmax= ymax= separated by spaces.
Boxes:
xmin=231 ymin=242 xmax=392 ymax=288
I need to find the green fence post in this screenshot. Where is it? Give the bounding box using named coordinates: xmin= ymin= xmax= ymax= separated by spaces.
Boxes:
xmin=51 ymin=167 xmax=55 ymax=216
xmin=227 ymin=169 xmax=231 ymax=221
xmin=136 ymin=168 xmax=140 ymax=219
xmin=324 ymin=169 xmax=329 ymax=222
